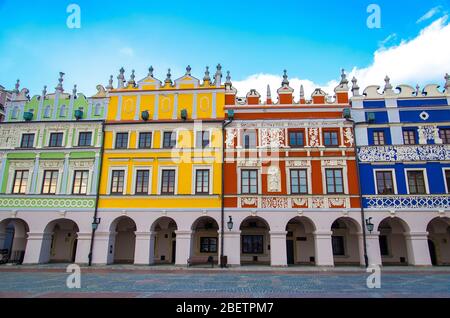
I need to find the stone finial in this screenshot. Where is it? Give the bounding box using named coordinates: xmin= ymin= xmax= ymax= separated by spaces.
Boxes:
xmin=445 ymin=73 xmax=450 ymax=90
xmin=117 ymin=67 xmax=125 ymax=88
xmin=13 ymin=79 xmax=20 ymax=94
xmin=55 ymin=72 xmax=65 ymax=92
xmin=106 ymin=75 xmax=114 ymax=90
xmin=282 ymin=70 xmax=289 ymax=86
xmin=351 ymin=77 xmax=360 ymax=96
xmin=72 ymin=84 xmax=77 ymax=97
xmin=203 ymin=66 xmax=211 ymax=82
xmin=165 ymin=68 xmax=173 ymax=85
xmin=225 ymin=71 xmax=231 ymax=84
xmin=416 ymin=84 xmax=421 ymax=96
xmin=148 ymin=66 xmax=154 ymax=77
xmin=340 ymin=69 xmax=349 ymax=85
xmin=128 ymin=69 xmax=136 ymax=86
xmin=214 ymin=64 xmax=222 ymax=86
xmin=186 ymin=65 xmax=192 ymax=76
xmin=267 ymin=85 xmax=272 ymax=99
xmin=384 ymin=75 xmax=393 ymax=91
xmin=300 ymin=85 xmax=305 ymax=99
xmin=42 ymin=85 xmax=47 ymax=96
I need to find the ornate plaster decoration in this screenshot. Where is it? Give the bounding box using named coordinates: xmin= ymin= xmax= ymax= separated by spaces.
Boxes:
xmin=241 ymin=197 xmax=257 ymax=206
xmin=329 ymin=197 xmax=346 ymax=208
xmin=237 ymin=160 xmax=260 ymax=167
xmin=322 ymin=160 xmax=346 ymax=167
xmin=292 ymin=198 xmax=307 ymax=207
xmin=344 ymin=128 xmax=354 ymax=147
xmin=262 ymin=197 xmax=288 ymax=209
xmin=366 ymin=195 xmax=450 ymax=209
xmin=418 ymin=125 xmax=442 ymax=145
xmin=68 ymin=159 xmax=95 ymax=169
xmin=225 ymin=129 xmax=237 ymax=148
xmin=267 ymin=166 xmax=281 ymax=192
xmin=358 ymin=145 xmax=450 ymax=162
xmin=311 ymin=197 xmax=325 ymax=209
xmin=308 ymin=128 xmax=320 ymax=147
xmin=0 ymin=197 xmax=95 ymax=209
xmin=260 ymin=128 xmax=285 ymax=148
xmin=9 ymin=160 xmax=34 ymax=169
xmin=286 ymin=160 xmax=310 ymax=167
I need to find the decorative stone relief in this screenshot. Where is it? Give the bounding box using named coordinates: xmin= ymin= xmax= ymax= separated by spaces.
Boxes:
xmin=322 ymin=160 xmax=346 ymax=167
xmin=0 ymin=197 xmax=96 ymax=209
xmin=286 ymin=160 xmax=310 ymax=167
xmin=69 ymin=159 xmax=95 ymax=169
xmin=366 ymin=195 xmax=450 ymax=209
xmin=262 ymin=197 xmax=288 ymax=209
xmin=237 ymin=160 xmax=260 ymax=167
xmin=225 ymin=129 xmax=237 ymax=148
xmin=344 ymin=128 xmax=354 ymax=147
xmin=267 ymin=166 xmax=281 ymax=192
xmin=311 ymin=197 xmax=325 ymax=208
xmin=358 ymin=145 xmax=450 ymax=162
xmin=329 ymin=197 xmax=346 ymax=207
xmin=418 ymin=125 xmax=442 ymax=145
xmin=292 ymin=198 xmax=307 ymax=207
xmin=260 ymin=128 xmax=285 ymax=148
xmin=40 ymin=160 xmax=64 ymax=169
xmin=308 ymin=128 xmax=320 ymax=147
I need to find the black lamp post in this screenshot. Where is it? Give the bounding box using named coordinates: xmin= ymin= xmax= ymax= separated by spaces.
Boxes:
xmin=227 ymin=216 xmax=234 ymax=231
xmin=366 ymin=217 xmax=374 ymax=234
xmin=91 ymin=217 xmax=101 ymax=230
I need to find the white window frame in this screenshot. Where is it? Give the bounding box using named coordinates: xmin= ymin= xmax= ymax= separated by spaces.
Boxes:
xmin=404 ymin=168 xmax=429 ymax=195
xmin=8 ymin=168 xmax=33 ymax=195
xmin=373 ymin=168 xmax=398 ymax=195
xmin=43 ymin=105 xmax=51 ymax=118
xmin=38 ymin=166 xmax=64 ymax=195
xmin=157 ymin=166 xmax=178 ymax=195
xmin=47 ymin=130 xmax=65 ymax=148
xmin=237 ymin=166 xmax=262 ymax=195
xmin=286 ymin=167 xmax=312 ymax=195
xmin=106 ymin=166 xmax=128 ymax=195
xmin=19 ymin=131 xmax=38 ymax=148
xmin=136 ymin=131 xmax=154 ymax=149
xmin=112 ymin=131 xmax=130 ymax=150
xmin=94 ymin=102 xmax=102 ymax=116
xmin=76 ymin=129 xmax=94 ymax=147
xmin=161 ymin=130 xmax=178 ymax=149
xmin=442 ymin=168 xmax=450 ymax=194
xmin=131 ymin=166 xmax=153 ymax=195
xmin=321 ymin=162 xmax=348 ymax=195
xmin=194 ymin=129 xmax=212 ymax=149
xmin=192 ymin=165 xmax=213 ymax=195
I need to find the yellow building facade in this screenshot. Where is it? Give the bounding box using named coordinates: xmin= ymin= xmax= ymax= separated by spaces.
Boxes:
xmin=93 ymin=65 xmax=227 ymax=266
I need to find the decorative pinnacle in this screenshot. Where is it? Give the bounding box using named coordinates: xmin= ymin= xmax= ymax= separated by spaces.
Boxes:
xmin=128 ymin=69 xmax=136 ymax=86
xmin=282 ymin=70 xmax=289 ymax=86
xmin=72 ymin=84 xmax=77 ymax=96
xmin=117 ymin=67 xmax=125 ymax=88
xmin=56 ymin=72 xmax=65 ymax=92
xmin=186 ymin=65 xmax=192 ymax=75
xmin=106 ymin=75 xmax=114 ymax=90
xmin=14 ymin=79 xmax=20 ymax=93
xmin=42 ymin=85 xmax=47 ymax=96
xmin=340 ymin=69 xmax=348 ymax=85
xmin=445 ymin=73 xmax=450 ymax=90
xmin=148 ymin=66 xmax=154 ymax=77
xmin=351 ymin=77 xmax=360 ymax=96
xmin=384 ymin=75 xmax=393 ymax=90
xmin=225 ymin=71 xmax=231 ymax=84
xmin=267 ymin=85 xmax=271 ymax=98
xmin=203 ymin=66 xmax=211 ymax=82
xmin=165 ymin=68 xmax=172 ymax=84
xmin=300 ymin=84 xmax=305 ymax=98
xmin=214 ymin=64 xmax=222 ymax=85
xmin=416 ymin=84 xmax=420 ymax=95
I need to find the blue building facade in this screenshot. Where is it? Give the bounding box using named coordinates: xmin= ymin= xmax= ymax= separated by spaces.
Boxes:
xmin=350 ymin=75 xmax=450 ymax=267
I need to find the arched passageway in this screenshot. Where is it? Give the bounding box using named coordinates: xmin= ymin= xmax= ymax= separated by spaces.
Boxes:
xmin=331 ymin=217 xmax=362 ymax=266
xmin=151 ymin=217 xmax=178 ymax=264
xmin=44 ymin=219 xmax=79 ymax=263
xmin=240 ymin=216 xmax=270 ymax=265
xmin=378 ymin=217 xmax=410 ymax=265
xmin=0 ymin=218 xmax=29 ymax=264
xmin=285 ymin=217 xmax=316 ymax=265
xmin=111 ymin=216 xmax=136 ymax=264
xmin=427 ymin=217 xmax=450 ymax=266
xmin=190 ymin=216 xmax=219 ymax=264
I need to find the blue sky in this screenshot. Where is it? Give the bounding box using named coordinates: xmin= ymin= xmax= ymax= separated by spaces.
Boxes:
xmin=0 ymin=0 xmax=449 ymax=96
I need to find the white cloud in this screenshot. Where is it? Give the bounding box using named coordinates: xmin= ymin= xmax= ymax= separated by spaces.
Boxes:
xmin=119 ymin=47 xmax=135 ymax=58
xmin=417 ymin=6 xmax=441 ymax=24
xmin=233 ymin=16 xmax=450 ymax=100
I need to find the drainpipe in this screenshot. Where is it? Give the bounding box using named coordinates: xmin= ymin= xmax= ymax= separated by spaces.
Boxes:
xmin=88 ymin=121 xmax=105 ymax=266
xmin=220 ymin=116 xmax=233 ymax=268
xmin=348 ymin=118 xmax=369 ymax=268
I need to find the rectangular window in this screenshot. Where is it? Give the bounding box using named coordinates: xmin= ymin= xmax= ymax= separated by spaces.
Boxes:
xmin=135 ymin=170 xmax=150 ymax=194
xmin=196 ymin=131 xmax=210 ymax=148
xmin=241 ymin=169 xmax=258 ymax=194
xmin=440 ymin=129 xmax=450 ymax=144
xmin=407 ymin=170 xmax=426 ymax=194
xmin=200 ymin=237 xmax=217 ymax=253
xmin=373 ymin=131 xmax=385 ymax=146
xmin=41 ymin=170 xmax=58 ymax=194
xmin=326 ymin=169 xmax=344 ymax=194
xmin=110 ymin=170 xmax=125 ymax=194
xmin=290 ymin=169 xmax=308 ymax=194
xmin=403 ymin=130 xmax=416 ymax=145
xmin=379 ymin=235 xmax=389 ymax=256
xmin=115 ymin=133 xmax=128 ymax=149
xmin=289 ymin=131 xmax=304 ymax=148
xmin=12 ymin=170 xmax=28 ymax=194
xmin=242 ymin=235 xmax=264 ymax=254
xmin=78 ymin=132 xmax=92 ymax=147
xmin=138 ymin=132 xmax=152 ymax=149
xmin=195 ymin=169 xmax=210 ymax=194
xmin=243 ymin=131 xmax=257 ymax=149
xmin=20 ymin=134 xmax=35 ymax=148
xmin=376 ymin=171 xmax=394 ymax=195
xmin=163 ymin=132 xmax=176 ymax=149
xmin=332 ymin=236 xmax=345 ymax=256
xmin=72 ymin=170 xmax=89 ymax=195
xmin=323 ymin=131 xmax=339 ymax=147
xmin=49 ymin=133 xmax=63 ymax=147
xmin=161 ymin=170 xmax=176 ymax=195
xmin=446 ymin=170 xmax=450 ymax=193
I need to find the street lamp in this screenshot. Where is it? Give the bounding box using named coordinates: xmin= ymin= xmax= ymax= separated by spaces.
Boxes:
xmin=92 ymin=217 xmax=101 ymax=230
xmin=227 ymin=216 xmax=234 ymax=231
xmin=366 ymin=217 xmax=374 ymax=234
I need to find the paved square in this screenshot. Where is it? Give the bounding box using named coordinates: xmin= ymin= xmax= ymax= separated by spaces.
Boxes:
xmin=0 ymin=266 xmax=449 ymax=298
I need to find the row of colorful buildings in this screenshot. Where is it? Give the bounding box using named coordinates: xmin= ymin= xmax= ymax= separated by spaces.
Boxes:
xmin=0 ymin=67 xmax=449 ymax=267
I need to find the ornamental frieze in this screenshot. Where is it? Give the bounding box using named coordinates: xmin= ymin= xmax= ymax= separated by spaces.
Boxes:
xmin=237 ymin=196 xmax=350 ymax=209
xmin=358 ymin=145 xmax=450 ymax=162
xmin=365 ymin=195 xmax=450 ymax=209
xmin=0 ymin=196 xmax=96 ymax=209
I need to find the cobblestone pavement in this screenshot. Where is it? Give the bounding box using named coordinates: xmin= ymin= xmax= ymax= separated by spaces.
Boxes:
xmin=0 ymin=265 xmax=449 ymax=298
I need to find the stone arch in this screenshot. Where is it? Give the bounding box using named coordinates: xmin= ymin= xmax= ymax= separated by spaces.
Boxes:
xmin=427 ymin=217 xmax=450 ymax=266
xmin=151 ymin=217 xmax=178 ymax=264
xmin=378 ymin=217 xmax=410 ymax=266
xmin=239 ymin=216 xmax=270 ymax=265
xmin=44 ymin=218 xmax=79 ymax=263
xmin=0 ymin=218 xmax=29 ymax=264
xmin=331 ymin=217 xmax=363 ymax=266
xmin=285 ymin=216 xmax=316 ymax=265
xmin=110 ymin=216 xmax=136 ymax=264
xmin=190 ymin=216 xmax=219 ymax=264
